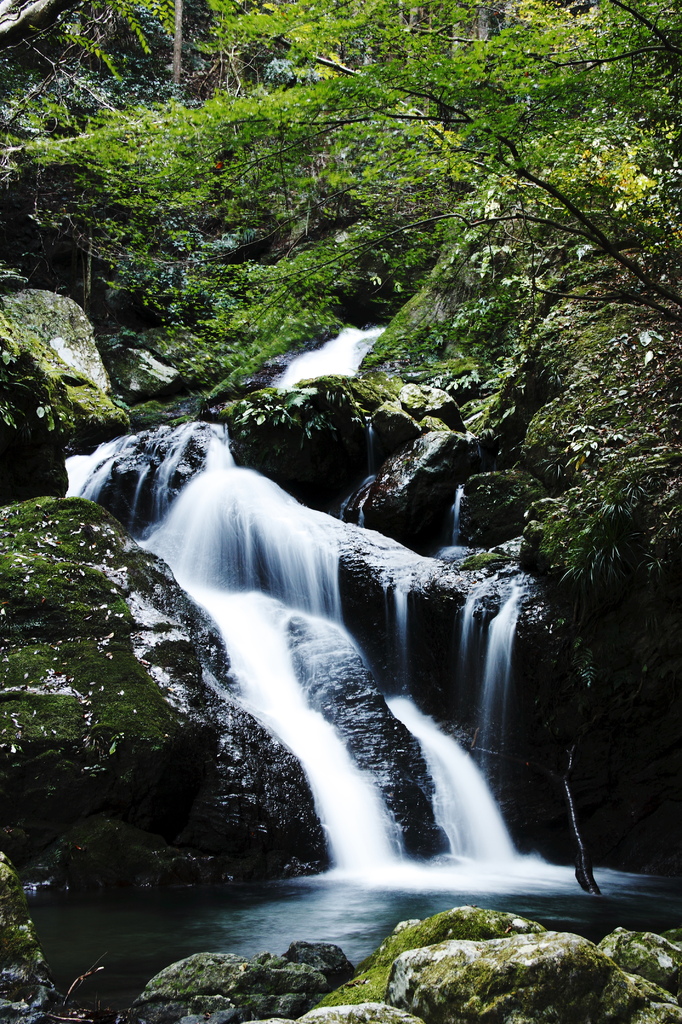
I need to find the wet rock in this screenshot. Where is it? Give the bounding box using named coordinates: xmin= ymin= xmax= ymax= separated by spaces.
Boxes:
xmin=131 ymin=951 xmax=330 ymax=1024
xmin=0 ymin=852 xmax=53 ymax=991
xmin=106 ymin=347 xmax=184 ymax=404
xmin=385 ymin=930 xmax=682 ymax=1024
xmin=397 ymin=385 xmax=464 ymax=432
xmin=80 ymin=422 xmax=223 ymax=534
xmin=0 ymin=496 xmax=326 ymax=884
xmin=372 ymin=402 xmax=421 ymax=453
xmin=282 ymin=943 xmax=354 ymax=988
xmin=598 ymin=929 xmax=682 ymax=996
xmin=286 ymin=616 xmax=446 ymax=858
xmin=320 ymin=906 xmax=545 ymax=1007
xmin=462 ymin=470 xmax=546 ymax=547
xmin=362 ymin=433 xmax=480 ymax=546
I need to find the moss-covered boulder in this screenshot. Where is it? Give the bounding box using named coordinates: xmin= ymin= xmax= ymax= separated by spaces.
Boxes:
xmin=398 ymin=385 xmax=464 ymax=432
xmin=386 ymin=931 xmax=682 ymax=1024
xmin=131 ymin=951 xmax=330 ymax=1024
xmin=319 ymin=907 xmax=545 ymax=1007
xmin=372 ymin=402 xmax=421 ymax=453
xmin=105 ymin=346 xmax=184 ymax=404
xmin=1 ymin=290 xmax=110 ymax=392
xmin=0 ymin=495 xmax=326 ymax=884
xmin=23 ymin=815 xmax=217 ymax=889
xmin=223 ymin=377 xmax=394 ymax=491
xmin=598 ymin=929 xmax=682 ymax=996
xmin=362 ymin=433 xmax=480 ymax=546
xmin=0 ymin=294 xmax=129 ymax=503
xmin=462 ymin=470 xmax=547 ymax=547
xmin=0 ymin=852 xmax=52 ymax=991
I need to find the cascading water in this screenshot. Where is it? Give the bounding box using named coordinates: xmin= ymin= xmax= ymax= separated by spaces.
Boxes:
xmin=479 ymin=581 xmax=523 ymax=762
xmin=276 ymin=326 xmax=385 ymax=387
xmin=68 ymin=421 xmax=523 ymax=877
xmin=387 ymin=697 xmax=514 ymax=861
xmin=454 ymin=577 xmax=525 ymax=776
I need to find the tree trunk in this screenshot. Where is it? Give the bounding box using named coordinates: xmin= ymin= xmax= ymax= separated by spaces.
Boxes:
xmin=173 ymin=0 xmax=182 ymax=85
xmin=0 ymin=0 xmax=77 ymax=47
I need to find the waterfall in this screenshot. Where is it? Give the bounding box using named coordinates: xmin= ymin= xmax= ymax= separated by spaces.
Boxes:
xmin=455 ymin=578 xmax=524 ymax=772
xmin=365 ymin=417 xmax=381 ymax=477
xmin=276 ymin=326 xmax=384 ymax=387
xmin=479 ymin=582 xmax=523 ymax=759
xmin=387 ymin=698 xmax=515 ymax=862
xmin=189 ymin=588 xmax=400 ymax=871
xmin=68 ymin=422 xmax=524 ymax=877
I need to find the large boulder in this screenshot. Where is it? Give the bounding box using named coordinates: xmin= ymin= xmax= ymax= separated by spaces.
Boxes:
xmin=0 ymin=293 xmax=128 ymax=503
xmin=397 ymin=385 xmax=464 ymax=432
xmin=131 ymin=951 xmax=331 ymax=1024
xmin=386 ymin=930 xmax=682 ymax=1024
xmin=105 ymin=346 xmax=185 ymax=404
xmin=362 ymin=433 xmax=480 ymax=546
xmin=319 ymin=907 xmax=545 ymax=1007
xmin=1 ymin=290 xmax=110 ymax=392
xmin=0 ymin=496 xmax=326 ymax=885
xmin=598 ymin=929 xmax=682 ymax=996
xmin=223 ymin=377 xmax=394 ymax=492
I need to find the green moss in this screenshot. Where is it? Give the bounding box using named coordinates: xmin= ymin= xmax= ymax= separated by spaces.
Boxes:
xmin=318 ymin=906 xmax=544 ymax=1007
xmin=0 ymin=851 xmax=49 ymax=981
xmin=459 ymin=551 xmax=511 ymax=570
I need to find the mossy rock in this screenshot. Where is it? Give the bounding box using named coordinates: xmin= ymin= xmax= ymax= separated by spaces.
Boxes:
xmin=223 ymin=377 xmax=396 ymax=490
xmin=385 ymin=930 xmax=682 ymax=1024
xmin=24 ymin=815 xmax=216 ymax=889
xmin=318 ymin=906 xmax=545 ymax=1007
xmin=299 ymin=1004 xmax=426 ymax=1024
xmin=462 ymin=470 xmax=546 ymax=547
xmin=132 ymin=951 xmax=330 ymax=1024
xmin=0 ymin=294 xmax=128 ymax=503
xmin=459 ymin=551 xmax=511 ymax=571
xmin=598 ymin=928 xmax=682 ymax=995
xmin=0 ymin=494 xmax=327 ymax=885
xmin=0 ymin=496 xmax=211 ymax=866
xmin=0 ymin=851 xmax=52 ymax=990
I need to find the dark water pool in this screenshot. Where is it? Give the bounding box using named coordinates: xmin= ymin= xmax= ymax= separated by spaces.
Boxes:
xmin=28 ymin=861 xmax=682 ymax=1010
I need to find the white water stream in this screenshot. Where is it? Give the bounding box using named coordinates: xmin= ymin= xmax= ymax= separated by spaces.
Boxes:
xmin=68 ymin=420 xmax=528 ymax=879
xmin=276 ymin=326 xmax=384 ymax=387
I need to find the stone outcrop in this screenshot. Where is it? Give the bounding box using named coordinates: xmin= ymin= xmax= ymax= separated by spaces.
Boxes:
xmin=361 ymin=432 xmax=480 ymax=546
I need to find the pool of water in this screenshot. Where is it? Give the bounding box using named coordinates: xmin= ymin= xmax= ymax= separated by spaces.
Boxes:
xmin=28 ymin=859 xmax=682 ymax=1010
